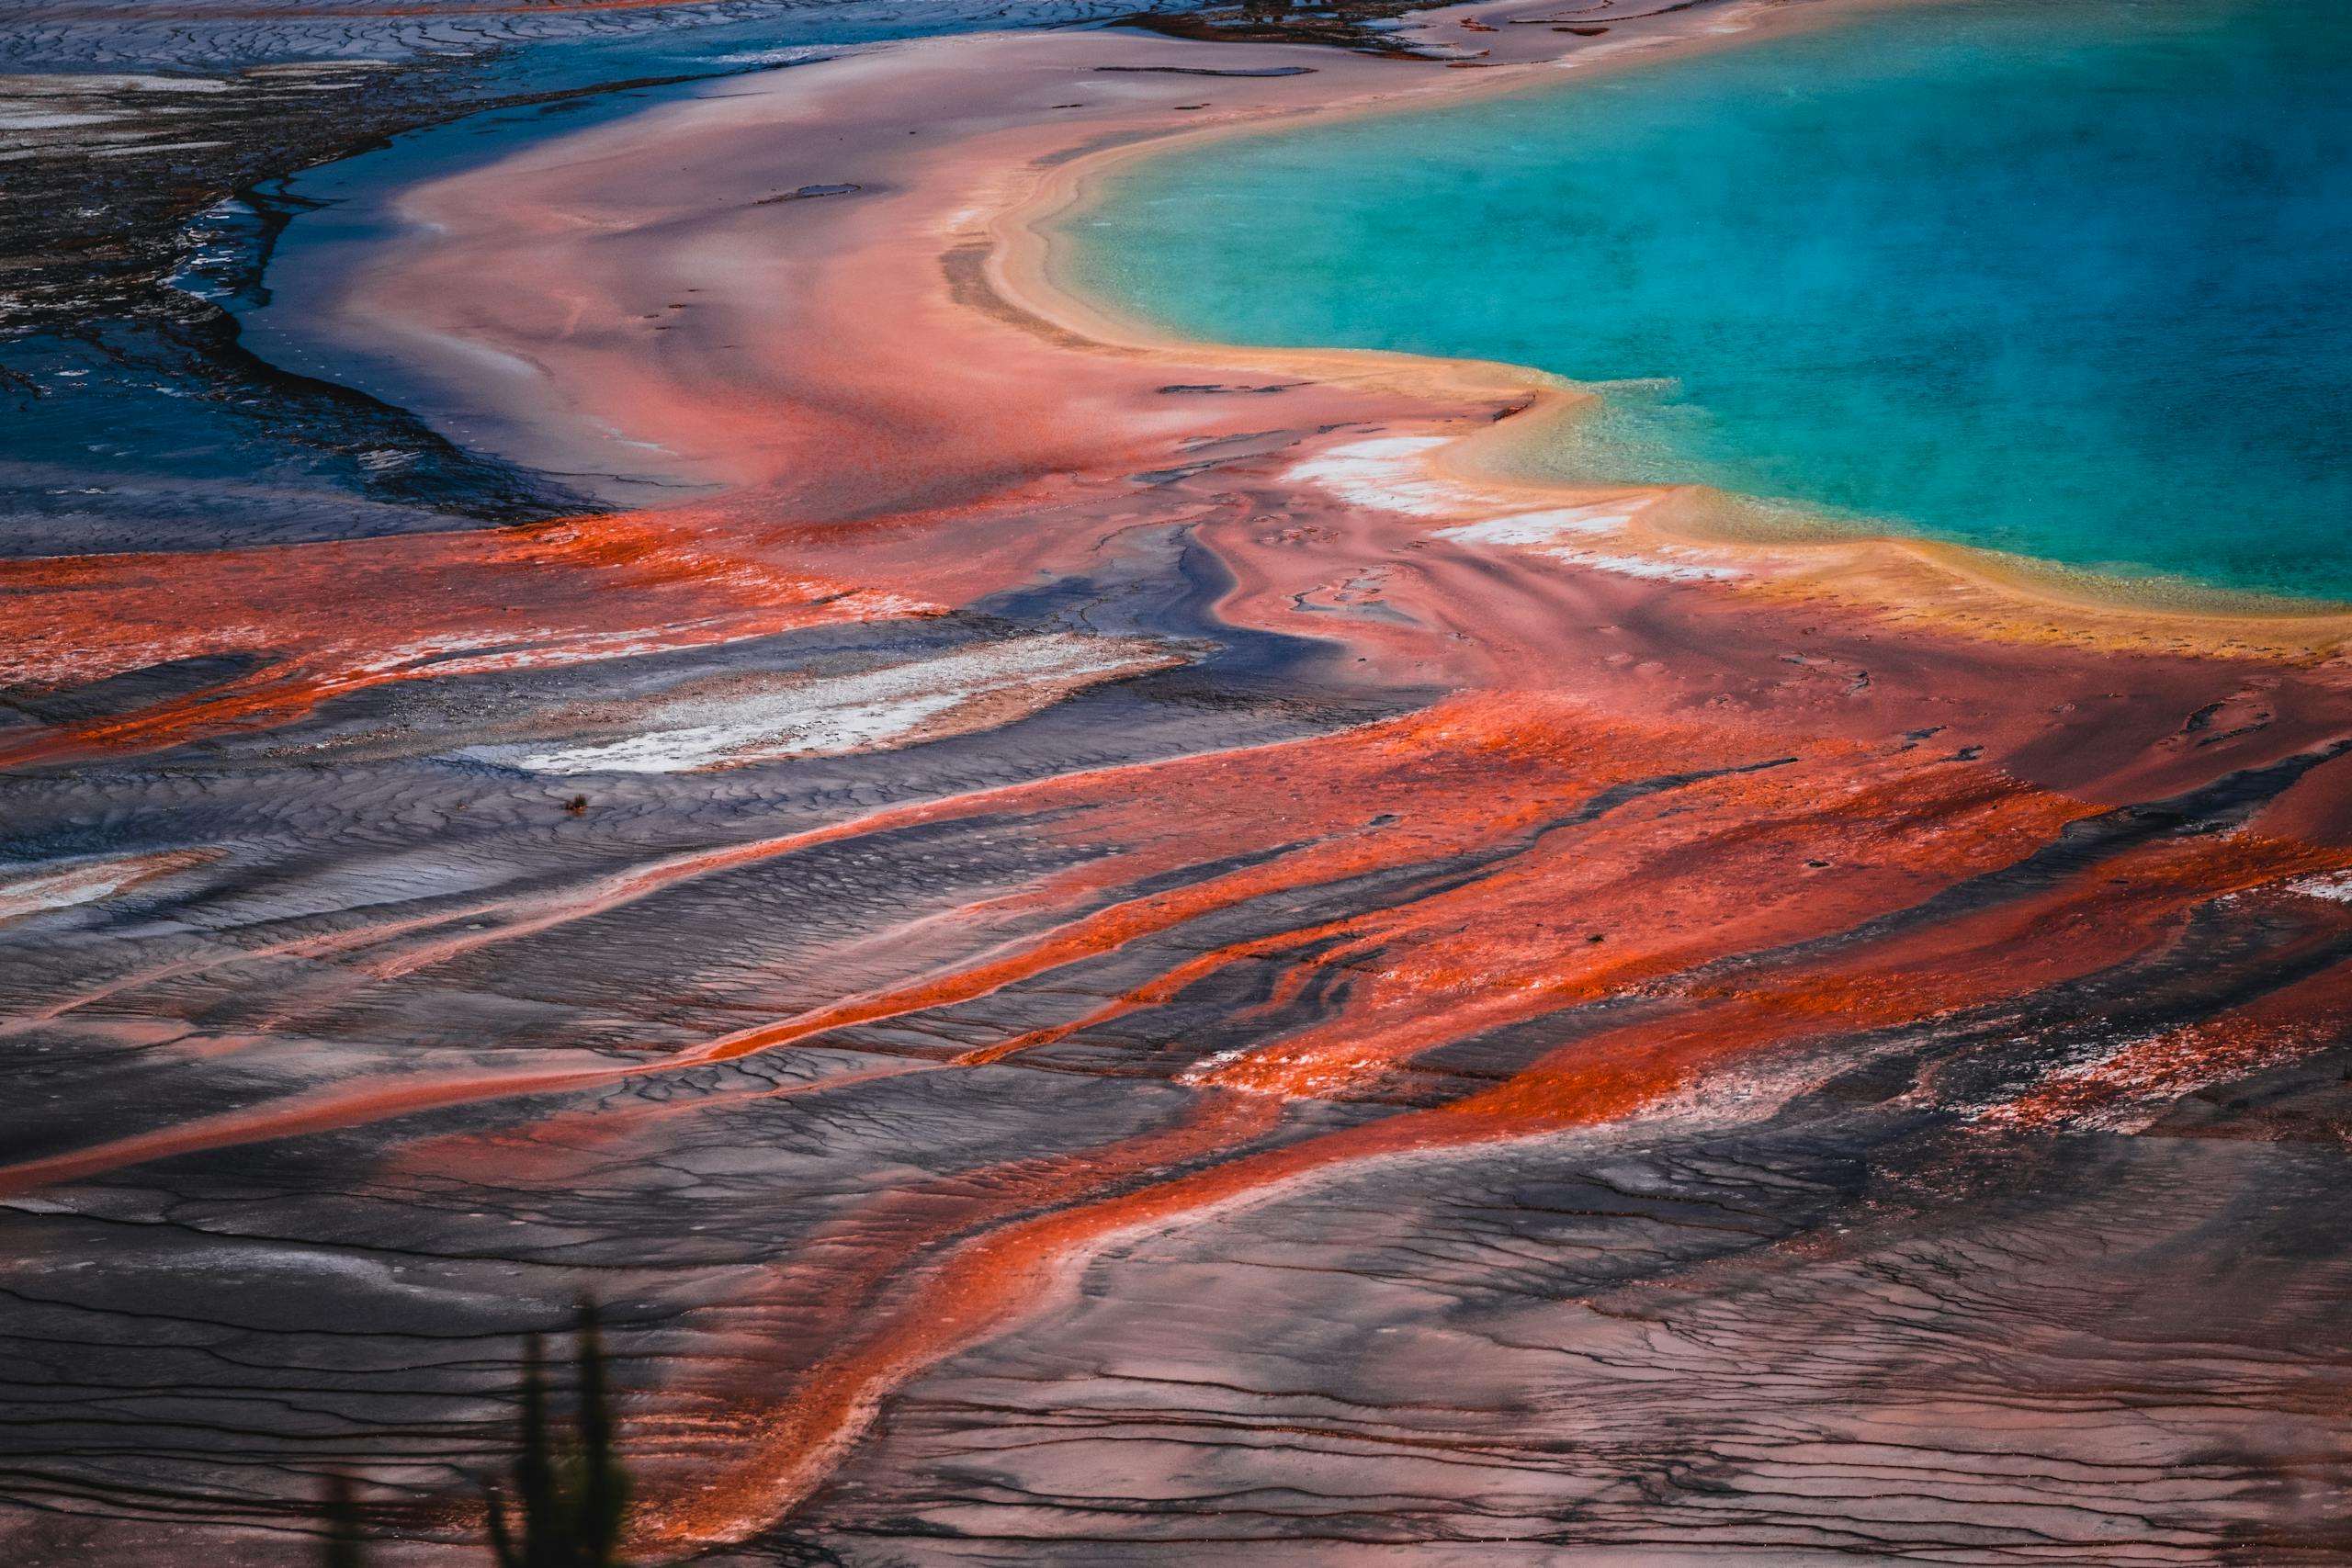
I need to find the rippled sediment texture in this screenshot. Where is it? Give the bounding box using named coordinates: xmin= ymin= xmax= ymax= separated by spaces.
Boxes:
xmin=4 ymin=5 xmax=2352 ymax=1566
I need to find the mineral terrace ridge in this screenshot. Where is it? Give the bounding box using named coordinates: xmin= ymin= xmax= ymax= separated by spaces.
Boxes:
xmin=2 ymin=0 xmax=2351 ymax=1565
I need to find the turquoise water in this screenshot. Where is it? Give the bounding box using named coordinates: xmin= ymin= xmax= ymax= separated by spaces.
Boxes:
xmin=1068 ymin=0 xmax=2352 ymax=603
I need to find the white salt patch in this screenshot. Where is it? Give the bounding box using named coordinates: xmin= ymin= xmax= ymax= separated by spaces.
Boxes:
xmin=0 ymin=851 xmax=206 ymax=923
xmin=99 ymin=74 xmax=232 ymax=94
xmin=91 ymin=140 xmax=228 ymax=156
xmin=1548 ymin=548 xmax=1741 ymax=582
xmin=373 ymin=591 xmax=929 ymax=684
xmin=0 ymin=73 xmax=230 ymax=97
xmin=2290 ymin=870 xmax=2352 ymax=903
xmin=141 ymin=1247 xmax=398 ymax=1284
xmin=1434 ymin=499 xmax=1737 ymax=581
xmin=0 ymin=863 xmax=146 ymax=919
xmin=524 ymin=693 xmax=967 ymax=774
xmin=0 ymin=110 xmax=120 ymax=130
xmin=716 ymin=47 xmax=830 ymax=66
xmin=1437 ymin=504 xmax=1635 ymax=546
xmin=502 ymin=634 xmax=1176 ymax=775
xmin=1283 ymin=435 xmax=1470 ymax=516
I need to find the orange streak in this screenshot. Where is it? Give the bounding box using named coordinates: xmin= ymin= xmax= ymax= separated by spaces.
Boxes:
xmin=0 ymin=510 xmax=931 ymax=767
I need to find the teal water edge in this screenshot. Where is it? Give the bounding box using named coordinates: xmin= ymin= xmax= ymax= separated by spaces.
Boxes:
xmin=1065 ymin=0 xmax=2352 ymax=604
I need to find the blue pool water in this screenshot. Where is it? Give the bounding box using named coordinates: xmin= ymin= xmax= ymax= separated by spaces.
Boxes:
xmin=1068 ymin=0 xmax=2352 ymax=602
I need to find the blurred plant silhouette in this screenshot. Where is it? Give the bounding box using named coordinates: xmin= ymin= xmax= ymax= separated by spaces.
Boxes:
xmin=320 ymin=1471 xmax=369 ymax=1568
xmin=485 ymin=1302 xmax=632 ymax=1568
xmin=316 ymin=1301 xmax=634 ymax=1566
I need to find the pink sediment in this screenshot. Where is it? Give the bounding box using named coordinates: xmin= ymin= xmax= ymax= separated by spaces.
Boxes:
xmin=0 ymin=509 xmax=934 ymax=769
xmin=10 ymin=2 xmax=2352 ymax=1555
